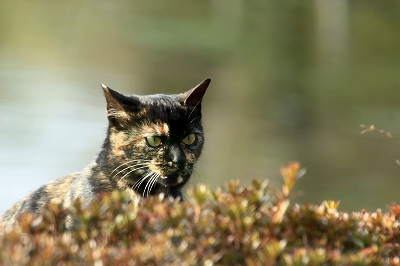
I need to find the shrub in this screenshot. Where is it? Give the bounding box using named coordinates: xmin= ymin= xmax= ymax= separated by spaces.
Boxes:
xmin=0 ymin=162 xmax=399 ymax=265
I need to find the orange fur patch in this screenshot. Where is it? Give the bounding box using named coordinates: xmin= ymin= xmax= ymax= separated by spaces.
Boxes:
xmin=141 ymin=123 xmax=170 ymax=137
xmin=110 ymin=131 xmax=130 ymax=156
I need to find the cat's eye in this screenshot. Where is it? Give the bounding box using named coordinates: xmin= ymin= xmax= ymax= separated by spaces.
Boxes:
xmin=146 ymin=136 xmax=163 ymax=147
xmin=182 ymin=133 xmax=196 ymax=145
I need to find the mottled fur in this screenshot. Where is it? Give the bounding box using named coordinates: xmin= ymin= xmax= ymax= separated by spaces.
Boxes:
xmin=0 ymin=79 xmax=210 ymax=226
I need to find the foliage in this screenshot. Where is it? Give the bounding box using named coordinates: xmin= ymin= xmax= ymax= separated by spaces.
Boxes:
xmin=1 ymin=162 xmax=399 ymax=265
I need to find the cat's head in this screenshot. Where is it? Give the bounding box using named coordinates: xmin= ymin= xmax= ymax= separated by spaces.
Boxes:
xmin=100 ymin=79 xmax=210 ymax=198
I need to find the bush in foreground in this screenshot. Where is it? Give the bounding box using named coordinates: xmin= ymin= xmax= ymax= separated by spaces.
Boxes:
xmin=0 ymin=162 xmax=399 ymax=265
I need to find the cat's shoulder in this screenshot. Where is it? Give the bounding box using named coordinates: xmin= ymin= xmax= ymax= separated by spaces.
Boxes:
xmin=0 ymin=172 xmax=79 ymax=225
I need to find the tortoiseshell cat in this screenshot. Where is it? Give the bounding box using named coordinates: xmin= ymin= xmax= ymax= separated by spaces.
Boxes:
xmin=0 ymin=78 xmax=210 ymax=226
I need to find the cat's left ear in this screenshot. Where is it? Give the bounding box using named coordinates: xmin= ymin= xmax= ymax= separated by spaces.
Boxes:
xmin=183 ymin=78 xmax=211 ymax=108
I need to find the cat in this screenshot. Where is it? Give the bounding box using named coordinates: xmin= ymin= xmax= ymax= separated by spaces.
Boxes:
xmin=0 ymin=78 xmax=211 ymax=226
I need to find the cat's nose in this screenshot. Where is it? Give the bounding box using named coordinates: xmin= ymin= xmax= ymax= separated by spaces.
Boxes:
xmin=165 ymin=144 xmax=186 ymax=169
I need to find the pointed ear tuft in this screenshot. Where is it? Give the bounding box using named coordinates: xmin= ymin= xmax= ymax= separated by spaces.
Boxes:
xmin=184 ymin=78 xmax=211 ymax=108
xmin=101 ymin=84 xmax=130 ymax=123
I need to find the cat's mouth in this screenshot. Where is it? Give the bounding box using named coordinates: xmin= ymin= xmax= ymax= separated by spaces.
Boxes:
xmin=159 ymin=174 xmax=185 ymax=187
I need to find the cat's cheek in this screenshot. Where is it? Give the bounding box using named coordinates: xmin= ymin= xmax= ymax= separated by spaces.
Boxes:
xmin=182 ymin=144 xmax=201 ymax=163
xmin=184 ymin=152 xmax=196 ymax=163
xmin=109 ymin=131 xmax=130 ymax=157
xmin=148 ymin=159 xmax=163 ymax=175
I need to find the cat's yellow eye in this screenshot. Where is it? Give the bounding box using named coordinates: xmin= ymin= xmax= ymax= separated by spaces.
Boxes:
xmin=146 ymin=136 xmax=162 ymax=147
xmin=182 ymin=133 xmax=196 ymax=145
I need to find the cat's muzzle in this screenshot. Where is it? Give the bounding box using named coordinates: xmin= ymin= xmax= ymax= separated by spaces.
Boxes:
xmin=159 ymin=174 xmax=185 ymax=187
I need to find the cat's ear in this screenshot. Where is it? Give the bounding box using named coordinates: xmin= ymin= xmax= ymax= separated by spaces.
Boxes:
xmin=101 ymin=84 xmax=132 ymax=124
xmin=183 ymin=78 xmax=211 ymax=108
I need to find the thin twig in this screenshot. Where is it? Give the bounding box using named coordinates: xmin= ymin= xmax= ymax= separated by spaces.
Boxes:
xmin=360 ymin=124 xmax=400 ymax=144
xmin=360 ymin=124 xmax=400 ymax=165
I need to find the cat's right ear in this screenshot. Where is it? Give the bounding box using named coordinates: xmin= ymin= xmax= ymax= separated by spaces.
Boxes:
xmin=101 ymin=84 xmax=131 ymax=125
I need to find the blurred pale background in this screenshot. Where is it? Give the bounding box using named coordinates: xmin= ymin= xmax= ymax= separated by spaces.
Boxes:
xmin=1 ymin=1 xmax=400 ymax=214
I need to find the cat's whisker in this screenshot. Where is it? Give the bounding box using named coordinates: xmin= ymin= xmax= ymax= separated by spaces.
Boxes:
xmin=187 ymin=96 xmax=203 ymax=120
xmin=133 ymin=172 xmax=153 ymax=191
xmin=132 ymin=177 xmax=145 ymax=191
xmin=188 ymin=115 xmax=201 ymax=125
xmin=193 ymin=163 xmax=207 ymax=180
xmin=142 ymin=173 xmax=154 ymax=197
xmin=150 ymin=173 xmax=160 ymax=196
xmin=109 ymin=159 xmax=151 ymax=177
xmin=114 ymin=164 xmax=149 ymax=181
xmin=118 ymin=165 xmax=150 ymax=183
xmin=152 ymin=174 xmax=161 ymax=195
xmin=144 ymin=173 xmax=159 ymax=198
xmin=187 ymin=108 xmax=196 ymax=121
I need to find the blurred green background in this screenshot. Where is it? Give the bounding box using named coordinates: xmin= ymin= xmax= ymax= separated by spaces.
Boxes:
xmin=1 ymin=1 xmax=400 ymax=214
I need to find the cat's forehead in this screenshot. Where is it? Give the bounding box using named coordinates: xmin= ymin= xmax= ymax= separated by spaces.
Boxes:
xmin=136 ymin=93 xmax=182 ymax=105
xmin=141 ymin=122 xmax=170 ymax=136
xmin=135 ymin=94 xmax=189 ymax=119
xmin=132 ymin=93 xmax=199 ymax=131
xmin=138 ymin=99 xmax=201 ymax=137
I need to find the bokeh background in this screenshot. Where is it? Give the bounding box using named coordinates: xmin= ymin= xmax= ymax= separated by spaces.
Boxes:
xmin=1 ymin=1 xmax=400 ymax=214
